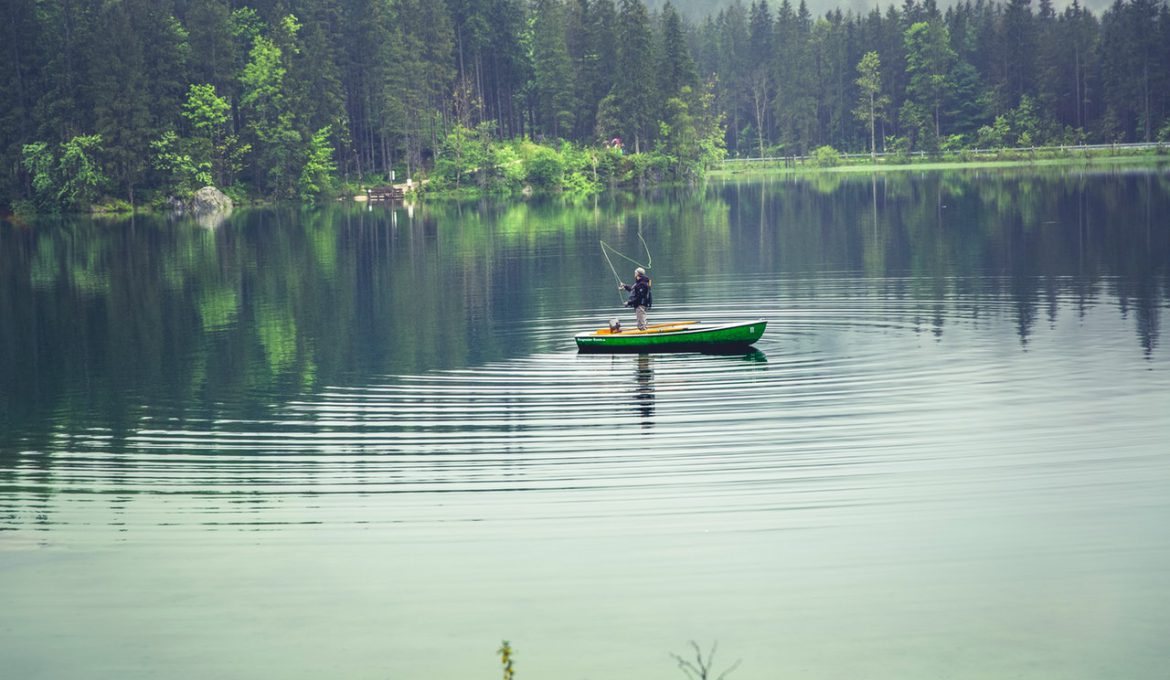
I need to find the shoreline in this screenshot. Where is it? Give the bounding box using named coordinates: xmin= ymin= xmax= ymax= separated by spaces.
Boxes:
xmin=710 ymin=151 xmax=1170 ymax=177
xmin=7 ymin=154 xmax=1168 ymax=220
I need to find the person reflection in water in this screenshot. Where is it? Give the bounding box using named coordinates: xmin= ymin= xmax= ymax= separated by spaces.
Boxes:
xmin=635 ymin=354 xmax=654 ymax=427
xmin=618 ymin=267 xmax=652 ymax=331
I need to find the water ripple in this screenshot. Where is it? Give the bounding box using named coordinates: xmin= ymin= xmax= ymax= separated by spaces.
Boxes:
xmin=3 ymin=277 xmax=1168 ymax=543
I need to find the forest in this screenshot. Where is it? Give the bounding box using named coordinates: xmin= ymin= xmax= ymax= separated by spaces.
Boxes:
xmin=2 ymin=0 xmax=1169 ymax=211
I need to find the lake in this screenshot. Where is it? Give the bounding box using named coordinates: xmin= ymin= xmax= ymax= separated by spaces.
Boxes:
xmin=2 ymin=167 xmax=1169 ymax=679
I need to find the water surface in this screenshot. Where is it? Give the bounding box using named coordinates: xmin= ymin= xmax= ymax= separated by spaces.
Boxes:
xmin=2 ymin=168 xmax=1169 ymax=679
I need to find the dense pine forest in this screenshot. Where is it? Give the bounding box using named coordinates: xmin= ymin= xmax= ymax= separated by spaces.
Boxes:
xmin=2 ymin=0 xmax=1169 ymax=211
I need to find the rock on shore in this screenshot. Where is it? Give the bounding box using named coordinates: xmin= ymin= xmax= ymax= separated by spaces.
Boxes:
xmin=188 ymin=186 xmax=233 ymax=214
xmin=168 ymin=186 xmax=233 ymax=228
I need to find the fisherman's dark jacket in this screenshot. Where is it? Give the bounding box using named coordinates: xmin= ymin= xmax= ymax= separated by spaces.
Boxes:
xmin=624 ymin=274 xmax=652 ymax=308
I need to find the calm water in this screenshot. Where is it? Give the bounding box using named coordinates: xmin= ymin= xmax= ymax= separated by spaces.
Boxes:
xmin=2 ymin=168 xmax=1169 ymax=679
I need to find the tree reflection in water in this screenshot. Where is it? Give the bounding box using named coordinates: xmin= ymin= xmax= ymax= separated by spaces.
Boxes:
xmin=0 ymin=168 xmax=1166 ymax=450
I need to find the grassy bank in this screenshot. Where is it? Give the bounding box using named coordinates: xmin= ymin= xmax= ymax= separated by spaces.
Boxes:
xmin=710 ymin=146 xmax=1170 ymax=177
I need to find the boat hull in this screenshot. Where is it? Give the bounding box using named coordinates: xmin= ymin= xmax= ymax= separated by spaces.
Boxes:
xmin=575 ymin=319 xmax=766 ymax=353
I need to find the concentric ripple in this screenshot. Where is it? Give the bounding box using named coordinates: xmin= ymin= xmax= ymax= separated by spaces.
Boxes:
xmin=4 ymin=275 xmax=1166 ymax=545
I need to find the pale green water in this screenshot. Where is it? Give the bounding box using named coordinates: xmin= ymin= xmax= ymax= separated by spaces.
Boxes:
xmin=2 ymin=168 xmax=1169 ymax=678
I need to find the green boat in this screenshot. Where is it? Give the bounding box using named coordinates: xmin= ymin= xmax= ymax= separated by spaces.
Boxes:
xmin=575 ymin=319 xmax=767 ymax=353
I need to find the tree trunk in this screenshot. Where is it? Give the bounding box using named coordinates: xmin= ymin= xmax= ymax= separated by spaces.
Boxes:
xmin=869 ymin=92 xmax=876 ymax=160
xmin=1142 ymin=62 xmax=1150 ymax=142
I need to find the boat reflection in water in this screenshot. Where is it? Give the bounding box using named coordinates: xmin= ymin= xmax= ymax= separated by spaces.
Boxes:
xmin=627 ymin=347 xmax=766 ymax=429
xmin=635 ymin=354 xmax=654 ymax=427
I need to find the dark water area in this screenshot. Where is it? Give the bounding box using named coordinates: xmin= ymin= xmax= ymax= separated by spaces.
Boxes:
xmin=2 ymin=167 xmax=1169 ymax=679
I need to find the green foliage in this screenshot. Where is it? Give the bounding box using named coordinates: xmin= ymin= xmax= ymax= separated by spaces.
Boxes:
xmin=654 ymin=85 xmax=726 ymax=182
xmin=240 ymin=30 xmax=304 ymax=198
xmin=151 ymin=130 xmax=211 ymax=195
xmin=21 ymin=143 xmax=57 ymax=212
xmin=166 ymin=84 xmax=235 ymax=193
xmin=555 ymin=143 xmax=603 ymax=194
xmin=241 ymin=34 xmax=287 ymax=120
xmin=904 ymin=20 xmax=957 ymax=143
xmin=614 ymin=0 xmax=656 ymax=153
xmin=525 ymin=147 xmax=566 ymax=189
xmin=941 ymin=135 xmax=967 ymax=153
xmin=492 ymin=145 xmax=528 ymax=190
xmin=299 ymin=126 xmax=338 ymax=202
xmin=430 ymin=131 xmax=611 ymax=196
xmin=58 ymin=135 xmax=109 ymax=210
xmin=886 ymin=136 xmax=912 ymax=164
xmin=629 ymin=151 xmax=671 ymax=184
xmin=854 ymin=51 xmax=889 ymax=157
xmin=659 ymin=2 xmax=698 ymax=98
xmin=433 ymin=124 xmax=490 ymax=191
xmin=23 ymin=135 xmax=109 ymax=212
xmin=977 ymin=116 xmax=1012 ymax=148
xmin=1008 ymin=96 xmax=1044 ymax=146
xmin=531 ymin=0 xmax=576 ymax=138
xmin=813 ymin=145 xmax=842 ymax=167
xmin=91 ymin=198 xmax=135 ymax=214
xmin=974 ymin=97 xmax=1052 ymax=149
xmin=229 ymin=7 xmax=264 ymax=47
xmin=5 ymin=0 xmax=1170 ymax=210
xmin=183 ymin=84 xmax=231 ymax=135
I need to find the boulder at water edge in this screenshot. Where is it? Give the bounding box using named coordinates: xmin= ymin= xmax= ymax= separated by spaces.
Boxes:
xmin=189 ymin=186 xmax=233 ymax=214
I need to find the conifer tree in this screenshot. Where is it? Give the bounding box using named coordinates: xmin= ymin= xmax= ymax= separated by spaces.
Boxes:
xmin=659 ymin=1 xmax=698 ymax=99
xmin=716 ymin=2 xmax=750 ymax=155
xmin=532 ymin=0 xmax=577 ymax=138
xmin=747 ymin=0 xmax=774 ymax=156
xmin=903 ymin=18 xmax=956 ymax=147
xmin=995 ymin=0 xmax=1038 ymax=111
xmin=182 ymin=0 xmax=238 ymax=99
xmin=614 ymin=0 xmax=656 ymax=152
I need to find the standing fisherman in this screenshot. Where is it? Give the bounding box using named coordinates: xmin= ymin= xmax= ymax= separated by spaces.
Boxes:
xmin=619 ymin=267 xmax=652 ymax=330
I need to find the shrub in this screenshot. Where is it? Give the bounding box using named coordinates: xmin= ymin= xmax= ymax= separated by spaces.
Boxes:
xmin=525 ymin=147 xmax=565 ymax=189
xmin=812 ymin=145 xmax=841 ymax=167
xmin=886 ymin=136 xmax=911 ymax=164
xmin=22 ymin=135 xmax=108 ymax=212
xmin=630 ymin=152 xmax=669 ymax=184
xmin=490 ymin=144 xmax=526 ymax=191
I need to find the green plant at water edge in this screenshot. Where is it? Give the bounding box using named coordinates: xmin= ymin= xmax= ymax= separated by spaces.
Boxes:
xmin=813 ymin=145 xmax=842 ymax=167
xmin=182 ymin=84 xmax=250 ymax=190
xmin=151 ymin=130 xmax=211 ymax=196
xmin=20 ymin=142 xmax=57 ymax=212
xmin=671 ymin=640 xmax=740 ymax=680
xmin=1157 ymin=119 xmax=1170 ymax=143
xmin=525 ymin=146 xmax=566 ymax=189
xmin=885 ymin=135 xmax=912 ymax=164
xmin=298 ymin=125 xmax=337 ymax=203
xmin=498 ymin=640 xmax=515 ymax=680
xmin=21 ymin=135 xmax=108 ymax=213
xmin=433 ymin=124 xmax=490 ymax=191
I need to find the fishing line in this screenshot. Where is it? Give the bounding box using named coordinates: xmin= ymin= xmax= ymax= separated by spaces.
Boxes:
xmin=600 ymin=222 xmax=654 ymax=303
xmin=600 ymin=232 xmax=653 ymax=303
xmin=599 ymin=234 xmax=652 ymax=270
xmin=600 ymin=243 xmax=626 ymax=303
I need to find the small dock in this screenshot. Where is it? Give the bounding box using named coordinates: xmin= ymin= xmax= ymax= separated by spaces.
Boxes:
xmin=366 ymin=185 xmax=406 ymax=201
xmin=355 ymin=179 xmax=426 ymax=203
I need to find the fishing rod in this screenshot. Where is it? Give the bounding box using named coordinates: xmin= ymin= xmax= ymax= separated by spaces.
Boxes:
xmin=600 ymin=231 xmax=653 ymax=302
